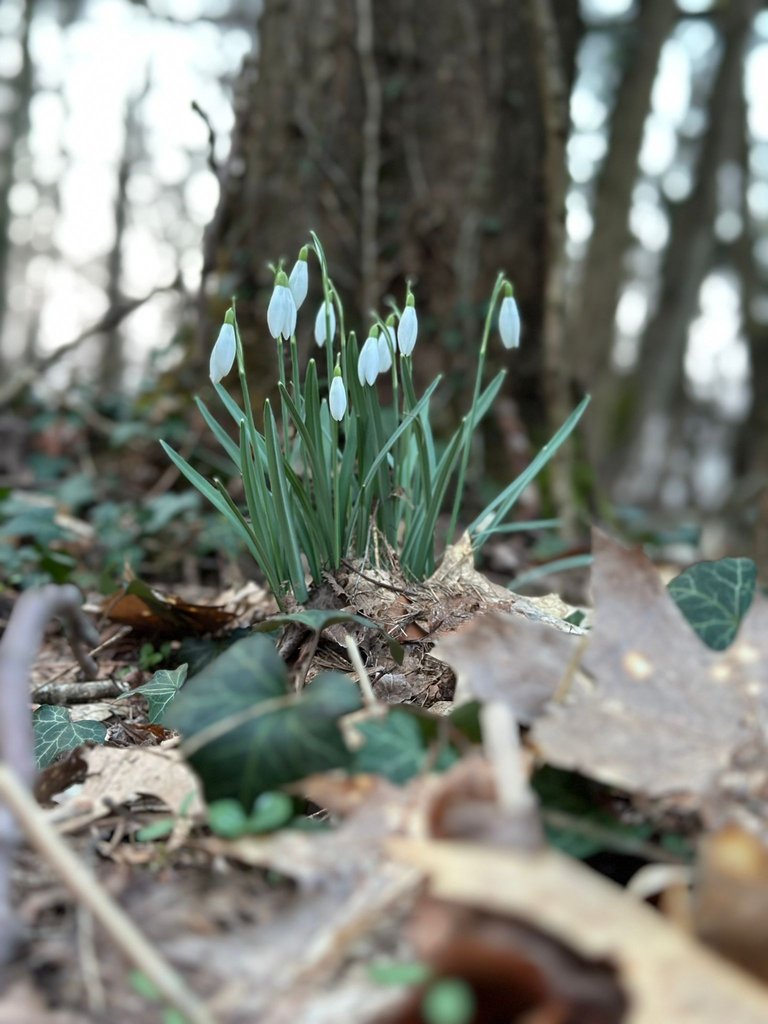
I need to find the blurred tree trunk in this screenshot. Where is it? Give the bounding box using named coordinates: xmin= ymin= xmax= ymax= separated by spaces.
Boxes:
xmin=572 ymin=0 xmax=675 ymax=477
xmin=610 ymin=0 xmax=755 ymax=500
xmin=0 ymin=0 xmax=35 ymax=368
xmin=204 ymin=0 xmax=580 ymax=465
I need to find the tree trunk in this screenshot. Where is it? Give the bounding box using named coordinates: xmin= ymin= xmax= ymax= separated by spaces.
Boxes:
xmin=611 ymin=0 xmax=754 ymax=500
xmin=204 ymin=0 xmax=580 ymax=452
xmin=571 ymin=0 xmax=676 ymax=475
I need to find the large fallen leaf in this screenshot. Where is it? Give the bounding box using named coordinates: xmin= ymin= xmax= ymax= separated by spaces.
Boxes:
xmin=102 ymin=577 xmax=235 ymax=637
xmin=432 ymin=610 xmax=582 ymax=723
xmin=390 ymin=838 xmax=768 ymax=1024
xmin=531 ymin=531 xmax=768 ymax=798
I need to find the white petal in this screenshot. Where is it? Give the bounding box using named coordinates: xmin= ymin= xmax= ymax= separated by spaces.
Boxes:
xmin=329 ymin=376 xmax=347 ymax=421
xmin=268 ymin=285 xmax=296 ymax=340
xmin=209 ymin=323 xmax=236 ymax=384
xmin=377 ymin=328 xmax=394 ymax=373
xmin=314 ymin=301 xmax=336 ymax=348
xmin=499 ymin=296 xmax=521 ymax=350
xmin=397 ymin=306 xmax=418 ymax=356
xmin=358 ymin=336 xmax=379 ymax=386
xmin=288 ymin=260 xmax=308 ymax=310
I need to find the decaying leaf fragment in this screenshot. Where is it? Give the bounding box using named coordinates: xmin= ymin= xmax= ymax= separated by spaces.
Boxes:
xmin=693 ymin=825 xmax=768 ymax=983
xmin=389 ymin=838 xmax=768 ymax=1024
xmin=432 ymin=610 xmax=583 ymax=723
xmin=532 ymin=530 xmax=768 ymax=798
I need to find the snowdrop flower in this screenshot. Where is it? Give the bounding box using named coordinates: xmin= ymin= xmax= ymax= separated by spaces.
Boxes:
xmin=267 ymin=270 xmax=297 ymax=340
xmin=314 ymin=298 xmax=336 ymax=348
xmin=377 ymin=316 xmax=396 ymax=374
xmin=288 ymin=246 xmax=309 ymax=310
xmin=397 ymin=291 xmax=417 ymax=356
xmin=329 ymin=367 xmax=347 ymax=421
xmin=358 ymin=328 xmax=380 ymax=386
xmin=209 ymin=322 xmax=236 ymax=384
xmin=498 ymin=285 xmax=521 ymax=350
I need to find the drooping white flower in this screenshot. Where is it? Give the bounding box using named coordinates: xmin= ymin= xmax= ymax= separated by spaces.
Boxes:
xmin=397 ymin=294 xmax=417 ymax=356
xmin=314 ymin=299 xmax=336 ymax=348
xmin=377 ymin=319 xmax=395 ymax=374
xmin=209 ymin=322 xmax=236 ymax=384
xmin=358 ymin=332 xmax=380 ymax=386
xmin=267 ymin=270 xmax=297 ymax=340
xmin=499 ymin=290 xmax=521 ymax=350
xmin=288 ymin=246 xmax=309 ymax=310
xmin=329 ymin=370 xmax=347 ymax=421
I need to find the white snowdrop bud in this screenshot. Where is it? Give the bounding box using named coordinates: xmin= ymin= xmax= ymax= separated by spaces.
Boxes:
xmin=329 ymin=368 xmax=347 ymax=421
xmin=209 ymin=322 xmax=236 ymax=384
xmin=288 ymin=246 xmax=309 ymax=310
xmin=397 ymin=292 xmax=417 ymax=356
xmin=314 ymin=299 xmax=336 ymax=348
xmin=498 ymin=286 xmax=521 ymax=350
xmin=267 ymin=270 xmax=297 ymax=340
xmin=378 ymin=317 xmax=396 ymax=373
xmin=358 ymin=330 xmax=380 ymax=386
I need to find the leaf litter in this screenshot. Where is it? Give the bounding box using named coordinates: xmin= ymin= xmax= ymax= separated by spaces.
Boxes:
xmin=6 ymin=533 xmax=768 ymax=1021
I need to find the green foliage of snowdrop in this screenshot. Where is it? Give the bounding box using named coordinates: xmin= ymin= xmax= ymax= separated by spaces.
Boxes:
xmin=162 ymin=233 xmax=588 ymax=607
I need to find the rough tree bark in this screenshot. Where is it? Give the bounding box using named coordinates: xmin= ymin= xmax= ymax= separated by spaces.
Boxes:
xmin=204 ymin=0 xmax=581 ymax=468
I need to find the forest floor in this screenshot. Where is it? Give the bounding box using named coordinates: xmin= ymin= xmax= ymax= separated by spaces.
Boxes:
xmin=3 ymin=407 xmax=768 ymax=1023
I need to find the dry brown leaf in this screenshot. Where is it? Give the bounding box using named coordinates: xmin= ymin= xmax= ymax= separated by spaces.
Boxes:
xmin=432 ymin=610 xmax=582 ymax=723
xmin=53 ymin=745 xmax=204 ymax=836
xmin=379 ymin=897 xmax=627 ymax=1023
xmin=390 ymin=838 xmax=768 ymax=1024
xmin=693 ymin=825 xmax=768 ymax=982
xmin=532 ymin=530 xmax=768 ymax=798
xmin=0 ymin=980 xmax=85 ymax=1023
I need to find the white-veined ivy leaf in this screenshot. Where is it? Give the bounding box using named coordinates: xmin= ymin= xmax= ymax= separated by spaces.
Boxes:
xmin=667 ymin=557 xmax=757 ymax=651
xmin=33 ymin=705 xmax=107 ymax=769
xmin=120 ymin=664 xmax=188 ymax=722
xmin=163 ymin=634 xmax=362 ymax=807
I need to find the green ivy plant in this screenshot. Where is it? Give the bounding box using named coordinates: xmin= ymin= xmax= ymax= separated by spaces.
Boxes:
xmin=162 ymin=233 xmax=588 ymax=606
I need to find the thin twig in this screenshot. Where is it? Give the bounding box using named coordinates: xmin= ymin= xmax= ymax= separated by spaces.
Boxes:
xmin=0 ymin=585 xmax=101 ymax=964
xmin=0 ymin=765 xmax=216 ymax=1024
xmin=0 ymin=281 xmax=180 ymax=406
xmin=480 ymin=701 xmax=533 ymax=814
xmin=344 ymin=634 xmax=378 ymax=708
xmin=191 ymin=100 xmax=220 ymax=177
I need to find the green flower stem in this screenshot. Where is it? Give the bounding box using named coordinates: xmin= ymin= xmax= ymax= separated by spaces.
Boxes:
xmin=231 ymin=304 xmax=259 ymax=449
xmin=447 ymin=272 xmax=506 ymax=543
xmin=331 ymin=417 xmax=341 ymax=567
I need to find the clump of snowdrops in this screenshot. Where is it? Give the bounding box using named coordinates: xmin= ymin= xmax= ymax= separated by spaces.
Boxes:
xmin=162 ymin=233 xmax=588 ymax=607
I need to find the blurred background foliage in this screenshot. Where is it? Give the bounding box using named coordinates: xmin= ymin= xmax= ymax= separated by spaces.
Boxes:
xmin=0 ymin=0 xmax=767 ymax=591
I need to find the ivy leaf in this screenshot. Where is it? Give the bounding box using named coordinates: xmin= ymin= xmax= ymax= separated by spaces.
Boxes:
xmin=163 ymin=634 xmax=361 ymax=807
xmin=122 ymin=664 xmax=188 ymax=722
xmin=33 ymin=706 xmax=107 ymax=769
xmin=668 ymin=557 xmax=757 ymax=651
xmin=352 ymin=708 xmax=459 ymax=785
xmin=253 ymin=609 xmax=404 ymax=665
